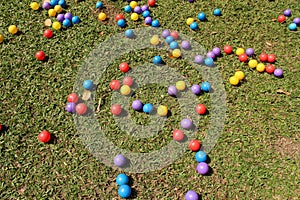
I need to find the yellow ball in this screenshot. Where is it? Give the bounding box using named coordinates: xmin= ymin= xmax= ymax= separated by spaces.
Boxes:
xmin=234 ymin=71 xmax=245 ymax=80
xmin=120 ymin=85 xmax=131 ymax=95
xmin=54 ymin=5 xmax=63 ymax=13
xmin=229 ymin=76 xmax=239 ymax=85
xmin=0 ymin=34 xmax=4 ymax=43
xmin=8 ymin=25 xmax=18 ymax=34
xmin=48 ymin=9 xmax=56 ymax=17
xmin=186 ymin=18 xmax=194 ymax=25
xmin=256 ymin=63 xmax=265 ymax=72
xmin=157 ymin=105 xmax=168 ymax=117
xmin=52 ymin=21 xmax=61 ymax=30
xmin=130 ymin=1 xmax=138 ymax=8
xmin=172 ymin=49 xmax=181 ymax=58
xmin=98 ymin=12 xmax=107 ymax=21
xmin=248 ymin=59 xmax=258 ymax=68
xmin=235 ymin=48 xmax=245 ymax=56
xmin=30 ymin=2 xmax=39 ymax=10
xmin=150 ymin=35 xmax=160 ymax=45
xmin=131 ymin=13 xmax=139 ymax=21
xmin=176 ymin=81 xmax=186 ymax=91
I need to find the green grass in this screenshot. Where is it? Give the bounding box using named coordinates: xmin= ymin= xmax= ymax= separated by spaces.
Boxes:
xmin=0 ymin=0 xmax=299 ymax=199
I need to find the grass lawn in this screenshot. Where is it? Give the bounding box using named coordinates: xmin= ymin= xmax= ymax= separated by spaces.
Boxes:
xmin=0 ymin=0 xmax=299 ymax=199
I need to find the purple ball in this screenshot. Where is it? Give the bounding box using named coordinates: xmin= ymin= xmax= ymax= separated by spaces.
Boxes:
xmin=144 ymin=17 xmax=152 ymax=25
xmin=197 ymin=162 xmax=209 ymax=175
xmin=188 ymin=0 xmax=194 ymax=2
xmin=64 ymin=12 xmax=73 ymax=21
xmin=212 ymin=47 xmax=221 ymax=57
xmin=66 ymin=102 xmax=76 ymax=113
xmin=57 ymin=14 xmax=65 ymax=22
xmin=132 ymin=100 xmax=143 ymax=111
xmin=134 ymin=6 xmax=142 ymax=14
xmin=162 ymin=29 xmax=170 ymax=38
xmin=168 ymin=85 xmax=178 ymax=96
xmin=283 ymin=9 xmax=292 ymax=17
xmin=185 ymin=190 xmax=199 ymax=200
xmin=245 ymin=48 xmax=254 ymax=56
xmin=194 ymin=55 xmax=204 ymax=64
xmin=43 ymin=2 xmax=51 ymax=10
xmin=274 ymin=68 xmax=283 ymax=77
xmin=181 ymin=40 xmax=191 ymax=50
xmin=181 ymin=118 xmax=193 ymax=130
xmin=191 ymin=84 xmax=201 ymax=95
xmin=293 ymin=17 xmax=300 ymax=25
xmin=206 ymin=51 xmax=215 ymax=59
xmin=141 ymin=5 xmax=149 ymax=11
xmin=114 ymin=154 xmax=127 ymax=167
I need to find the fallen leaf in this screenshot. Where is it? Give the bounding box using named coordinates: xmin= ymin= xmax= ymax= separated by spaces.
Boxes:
xmin=99 ymin=31 xmax=104 ymax=35
xmin=266 ymin=41 xmax=272 ymax=46
xmin=44 ymin=19 xmax=52 ymax=27
xmin=211 ymin=31 xmax=218 ymax=35
xmin=82 ymin=90 xmax=92 ymax=101
xmin=271 ymin=18 xmax=277 ymax=22
xmin=276 ymin=89 xmax=290 ymax=95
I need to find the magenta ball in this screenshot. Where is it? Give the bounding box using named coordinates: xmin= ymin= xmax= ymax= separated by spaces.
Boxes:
xmin=64 ymin=12 xmax=73 ymax=21
xmin=168 ymin=85 xmax=178 ymax=96
xmin=212 ymin=47 xmax=221 ymax=57
xmin=162 ymin=29 xmax=170 ymax=38
xmin=132 ymin=100 xmax=143 ymax=111
xmin=191 ymin=84 xmax=201 ymax=95
xmin=274 ymin=68 xmax=283 ymax=77
xmin=145 ymin=17 xmax=152 ymax=24
xmin=114 ymin=154 xmax=127 ymax=167
xmin=197 ymin=162 xmax=209 ymax=175
xmin=293 ymin=17 xmax=300 ymax=25
xmin=181 ymin=118 xmax=193 ymax=129
xmin=134 ymin=6 xmax=142 ymax=14
xmin=206 ymin=51 xmax=215 ymax=59
xmin=185 ymin=190 xmax=199 ymax=200
xmin=246 ymin=48 xmax=254 ymax=56
xmin=43 ymin=2 xmax=51 ymax=9
xmin=181 ymin=40 xmax=191 ymax=50
xmin=57 ymin=14 xmax=65 ymax=22
xmin=194 ymin=55 xmax=204 ymax=64
xmin=141 ymin=5 xmax=149 ymax=11
xmin=66 ymin=102 xmax=76 ymax=113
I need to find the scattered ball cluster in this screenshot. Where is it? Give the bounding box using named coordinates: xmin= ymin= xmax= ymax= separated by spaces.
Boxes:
xmin=277 ymin=9 xmax=299 ymax=31
xmin=66 ymin=92 xmax=87 ymax=115
xmin=116 ymin=174 xmax=132 ymax=198
xmin=186 ymin=8 xmax=221 ymax=30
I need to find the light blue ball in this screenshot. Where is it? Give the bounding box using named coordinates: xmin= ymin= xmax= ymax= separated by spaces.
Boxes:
xmin=142 ymin=10 xmax=151 ymax=18
xmin=63 ymin=19 xmax=72 ymax=27
xmin=213 ymin=8 xmax=222 ymax=16
xmin=124 ymin=5 xmax=132 ymax=13
xmin=201 ymin=82 xmax=211 ymax=92
xmin=143 ymin=103 xmax=153 ymax=113
xmin=116 ymin=174 xmax=129 ymax=186
xmin=50 ymin=0 xmax=59 ymax=6
xmin=197 ymin=12 xmax=206 ymax=21
xmin=288 ymin=23 xmax=297 ymax=31
xmin=118 ymin=185 xmax=131 ymax=198
xmin=151 ymin=20 xmax=160 ymax=27
xmin=58 ymin=0 xmax=66 ymax=8
xmin=195 ymin=151 xmax=207 ymax=163
xmin=190 ymin=22 xmax=198 ymax=30
xmin=204 ymin=57 xmax=214 ymax=67
xmin=72 ymin=16 xmax=80 ymax=24
xmin=165 ymin=36 xmax=174 ymax=44
xmin=96 ymin=1 xmax=103 ymax=9
xmin=125 ymin=29 xmax=134 ymax=38
xmin=117 ymin=19 xmax=126 ymax=27
xmin=152 ymin=56 xmax=162 ymax=64
xmin=83 ymin=80 xmax=93 ymax=90
xmin=169 ymin=41 xmax=178 ymax=50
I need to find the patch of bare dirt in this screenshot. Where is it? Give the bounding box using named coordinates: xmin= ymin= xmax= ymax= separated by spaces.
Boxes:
xmin=273 ymin=136 xmax=300 ymax=158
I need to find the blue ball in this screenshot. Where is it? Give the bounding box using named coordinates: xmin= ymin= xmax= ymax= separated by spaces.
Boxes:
xmin=152 ymin=56 xmax=162 ymax=64
xmin=143 ymin=103 xmax=153 ymax=113
xmin=197 ymin=12 xmax=206 ymax=21
xmin=50 ymin=0 xmax=59 ymax=6
xmin=58 ymin=0 xmax=66 ymax=7
xmin=116 ymin=174 xmax=129 ymax=186
xmin=169 ymin=41 xmax=179 ymax=50
xmin=63 ymin=19 xmax=72 ymax=27
xmin=195 ymin=151 xmax=207 ymax=163
xmin=96 ymin=1 xmax=103 ymax=9
xmin=125 ymin=29 xmax=134 ymax=38
xmin=142 ymin=10 xmax=151 ymax=18
xmin=288 ymin=23 xmax=297 ymax=31
xmin=165 ymin=36 xmax=174 ymax=44
xmin=124 ymin=5 xmax=132 ymax=13
xmin=201 ymin=82 xmax=211 ymax=92
xmin=213 ymin=8 xmax=221 ymax=16
xmin=117 ymin=19 xmax=126 ymax=27
xmin=72 ymin=16 xmax=80 ymax=24
xmin=190 ymin=22 xmax=198 ymax=30
xmin=151 ymin=20 xmax=160 ymax=27
xmin=118 ymin=185 xmax=131 ymax=198
xmin=204 ymin=57 xmax=214 ymax=67
xmin=83 ymin=80 xmax=93 ymax=90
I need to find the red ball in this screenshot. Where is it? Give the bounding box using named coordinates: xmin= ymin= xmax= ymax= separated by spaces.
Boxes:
xmin=116 ymin=14 xmax=125 ymax=21
xmin=76 ymin=103 xmax=87 ymax=115
xmin=189 ymin=139 xmax=201 ymax=151
xmin=259 ymin=53 xmax=268 ymax=62
xmin=38 ymin=130 xmax=51 ymax=143
xmin=224 ymin=45 xmax=233 ymax=55
xmin=239 ymin=53 xmax=248 ymax=62
xmin=265 ymin=64 xmax=275 ymax=74
xmin=267 ymin=54 xmax=276 ymax=63
xmin=119 ymin=62 xmax=130 ymax=73
xmin=173 ymin=129 xmax=185 ymax=141
xmin=148 ymin=0 xmax=155 ymax=7
xmin=44 ymin=29 xmax=53 ymax=38
xmin=68 ymin=93 xmax=79 ymax=103
xmin=0 ymin=124 xmax=3 ymax=132
xmin=110 ymin=104 xmax=122 ymax=115
xmin=196 ymin=104 xmax=207 ymax=115
xmin=110 ymin=80 xmax=121 ymax=90
xmin=170 ymin=31 xmax=179 ymax=40
xmin=278 ymin=15 xmax=286 ymax=23
xmin=35 ymin=51 xmax=46 ymax=61
xmin=123 ymin=76 xmax=133 ymax=86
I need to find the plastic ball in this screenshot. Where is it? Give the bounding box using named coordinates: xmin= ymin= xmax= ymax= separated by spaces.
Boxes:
xmin=265 ymin=64 xmax=275 ymax=74
xmin=176 ymin=81 xmax=186 ymax=91
xmin=181 ymin=118 xmax=193 ymax=130
xmin=234 ymin=71 xmax=245 ymax=80
xmin=83 ymin=80 xmax=93 ymax=90
xmin=125 ymin=29 xmax=134 ymax=38
xmin=168 ymin=85 xmax=178 ymax=96
xmin=201 ymin=82 xmax=211 ymax=92
xmin=248 ymin=59 xmax=258 ymax=68
xmin=256 ymin=63 xmax=265 ymax=72
xmin=151 ymin=20 xmax=160 ymax=27
xmin=141 ymin=5 xmax=149 ymax=11
xmin=72 ymin=16 xmax=80 ymax=24
xmin=185 ymin=190 xmax=199 ymax=200
xmin=44 ymin=29 xmax=53 ymax=38
xmin=117 ymin=19 xmax=126 ymax=27
xmin=110 ymin=80 xmax=121 ymax=90
xmin=278 ymin=15 xmax=286 ymax=23
xmin=43 ymin=2 xmax=51 ymax=10
xmin=274 ymin=68 xmax=283 ymax=77
xmin=119 ymin=62 xmax=130 ymax=73
xmin=52 ymin=21 xmax=61 ymax=30
xmin=213 ymin=8 xmax=221 ymax=16
xmin=98 ymin=12 xmax=107 ymax=21
xmin=124 ymin=5 xmax=132 ymax=13
xmin=235 ymin=48 xmax=245 ymax=56
xmin=38 ymin=130 xmax=51 ymax=143
xmin=190 ymin=22 xmax=198 ymax=30
xmin=63 ymin=19 xmax=71 ymax=27
xmin=188 ymin=0 xmax=194 ymax=2
xmin=0 ymin=34 xmax=4 ymax=44
xmin=204 ymin=57 xmax=214 ymax=66
xmin=8 ymin=25 xmax=18 ymax=34
xmin=267 ymin=54 xmax=276 ymax=63
xmin=30 ymin=2 xmax=39 ymax=10
xmin=148 ymin=0 xmax=155 ymax=7
xmin=206 ymin=51 xmax=215 ymax=59
xmin=142 ymin=10 xmax=151 ymax=18
xmin=157 ymin=105 xmax=168 ymax=116
xmin=194 ymin=55 xmax=204 ymax=64
xmin=96 ymin=1 xmax=103 ymax=9
xmin=197 ymin=162 xmax=209 ymax=175
xmin=35 ymin=51 xmax=46 ymax=61
xmin=57 ymin=13 xmax=65 ymax=22
xmin=293 ymin=17 xmax=300 ymax=25
xmin=162 ymin=29 xmax=170 ymax=38
xmin=165 ymin=36 xmax=174 ymax=44
xmin=131 ymin=13 xmax=139 ymax=21
xmin=143 ymin=103 xmax=153 ymax=114
xmin=195 ymin=104 xmax=206 ymax=115
xmin=64 ymin=12 xmax=72 ymax=21
xmin=114 ymin=154 xmax=127 ymax=167
xmin=116 ymin=14 xmax=125 ymax=21
xmin=54 ymin=5 xmax=63 ymax=13
xmin=144 ymin=17 xmax=152 ymax=25
xmin=197 ymin=12 xmax=206 ymax=21
xmin=288 ymin=23 xmax=297 ymax=31
xmin=68 ymin=93 xmax=79 ymax=103
xmin=195 ymin=151 xmax=207 ymax=163
xmin=152 ymin=55 xmax=163 ymax=64
xmin=116 ymin=174 xmax=129 ymax=186
xmin=212 ymin=47 xmax=221 ymax=57
xmin=283 ymin=9 xmax=291 ymax=17
xmin=132 ymin=100 xmax=143 ymax=111
xmin=130 ymin=1 xmax=138 ymax=8
xmin=0 ymin=124 xmax=3 ymax=132
xmin=66 ymin=102 xmax=76 ymax=113
xmin=150 ymin=35 xmax=160 ymax=45
xmin=189 ymin=139 xmax=201 ymax=151
xmin=245 ymin=48 xmax=254 ymax=56
xmin=50 ymin=0 xmax=58 ymax=6
xmin=58 ymin=0 xmax=66 ymax=7
xmin=186 ymin=18 xmax=194 ymax=25
xmin=172 ymin=49 xmax=181 ymax=58
xmin=120 ymin=85 xmax=131 ymax=96
xmin=229 ymin=76 xmax=239 ymax=86
xmin=170 ymin=31 xmax=179 ymax=40
xmin=239 ymin=53 xmax=248 ymax=62
xmin=48 ymin=9 xmax=57 ymax=17
xmin=118 ymin=185 xmax=131 ymax=198
xmin=259 ymin=53 xmax=268 ymax=62
xmin=76 ymin=103 xmax=87 ymax=115
xmin=170 ymin=41 xmax=178 ymax=50
xmin=111 ymin=104 xmax=122 ymax=115
xmin=224 ymin=45 xmax=233 ymax=54
xmin=173 ymin=129 xmax=185 ymax=141
xmin=191 ymin=84 xmax=201 ymax=95
xmin=134 ymin=6 xmax=142 ymax=14
xmin=181 ymin=40 xmax=191 ymax=50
